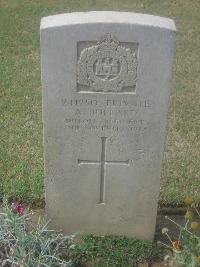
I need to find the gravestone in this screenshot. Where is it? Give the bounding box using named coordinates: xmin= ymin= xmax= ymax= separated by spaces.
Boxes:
xmin=41 ymin=11 xmax=176 ymax=240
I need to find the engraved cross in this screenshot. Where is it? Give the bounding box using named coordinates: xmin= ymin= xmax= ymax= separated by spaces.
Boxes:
xmin=78 ymin=137 xmax=129 ymax=204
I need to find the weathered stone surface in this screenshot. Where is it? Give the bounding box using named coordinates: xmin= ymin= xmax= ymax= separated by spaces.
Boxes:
xmin=41 ymin=11 xmax=176 ymax=240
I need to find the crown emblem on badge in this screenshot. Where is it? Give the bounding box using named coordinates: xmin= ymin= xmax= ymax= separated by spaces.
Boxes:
xmin=98 ymin=33 xmax=119 ymax=51
xmin=77 ymin=33 xmax=138 ymax=93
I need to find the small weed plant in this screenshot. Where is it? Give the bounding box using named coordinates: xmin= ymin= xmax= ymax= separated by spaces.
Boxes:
xmin=0 ymin=198 xmax=75 ymax=266
xmin=160 ymin=197 xmax=200 ymax=267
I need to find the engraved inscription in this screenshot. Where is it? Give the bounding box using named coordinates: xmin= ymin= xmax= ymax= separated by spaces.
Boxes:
xmin=63 ymin=98 xmax=150 ymax=133
xmin=62 ymin=99 xmax=150 ymax=108
xmin=78 ymin=137 xmax=129 ymax=204
xmin=77 ymin=33 xmax=138 ymax=93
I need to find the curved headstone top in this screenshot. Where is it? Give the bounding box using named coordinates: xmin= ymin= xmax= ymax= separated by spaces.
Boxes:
xmin=41 ymin=11 xmax=176 ymax=31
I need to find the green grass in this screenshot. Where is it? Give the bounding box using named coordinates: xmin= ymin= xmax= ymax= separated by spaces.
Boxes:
xmin=73 ymin=234 xmax=163 ymax=267
xmin=0 ymin=0 xmax=199 ymax=205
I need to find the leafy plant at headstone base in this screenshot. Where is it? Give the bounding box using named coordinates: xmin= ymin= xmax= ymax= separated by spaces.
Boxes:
xmin=72 ymin=234 xmax=164 ymax=267
xmin=159 ymin=197 xmax=200 ymax=267
xmin=0 ymin=197 xmax=76 ymax=267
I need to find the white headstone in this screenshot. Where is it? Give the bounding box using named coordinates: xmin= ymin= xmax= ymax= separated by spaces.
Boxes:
xmin=41 ymin=11 xmax=176 ymax=240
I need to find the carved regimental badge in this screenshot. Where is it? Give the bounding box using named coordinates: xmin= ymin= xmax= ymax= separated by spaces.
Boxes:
xmin=77 ymin=33 xmax=138 ymax=93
